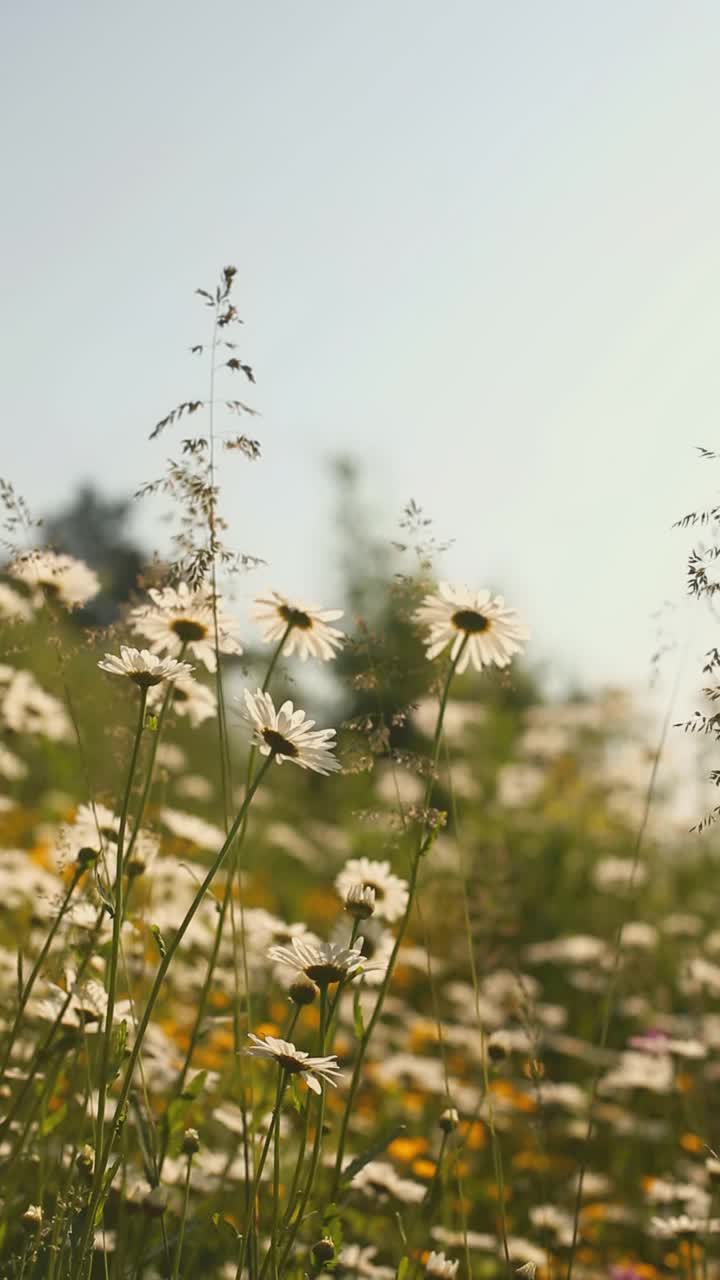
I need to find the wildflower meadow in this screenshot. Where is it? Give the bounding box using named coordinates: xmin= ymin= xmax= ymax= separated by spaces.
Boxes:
xmin=1 ymin=268 xmax=719 ymax=1280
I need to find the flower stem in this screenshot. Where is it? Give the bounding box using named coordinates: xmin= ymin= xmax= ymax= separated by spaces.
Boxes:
xmin=330 ymin=642 xmax=467 ymax=1199
xmin=171 ymin=1152 xmax=194 ymax=1280
xmin=0 ymin=862 xmax=83 ymax=1081
xmin=77 ymin=755 xmax=272 ymax=1277
xmin=94 ymin=687 xmax=148 ymax=1170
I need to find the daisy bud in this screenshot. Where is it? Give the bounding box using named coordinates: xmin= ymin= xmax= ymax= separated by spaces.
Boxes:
xmin=311 ymin=1237 xmax=336 ymax=1265
xmin=487 ymin=1032 xmax=509 ymax=1062
xmin=289 ymin=974 xmax=320 ymax=1006
xmin=75 ymin=1144 xmax=95 ymax=1178
xmin=22 ymin=1204 xmax=43 ymax=1230
xmin=344 ymin=882 xmax=376 ymax=920
xmin=76 ymin=846 xmax=98 ymax=869
xmin=182 ymin=1128 xmax=200 ymax=1156
xmin=439 ymin=1106 xmax=459 ymax=1133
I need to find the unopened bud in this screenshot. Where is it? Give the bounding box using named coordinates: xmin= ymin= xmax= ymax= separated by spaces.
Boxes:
xmin=75 ymin=1144 xmax=95 ymax=1177
xmin=76 ymin=846 xmax=98 ymax=868
xmin=22 ymin=1204 xmax=43 ymax=1230
xmin=289 ymin=975 xmax=319 ymax=1007
xmin=439 ymin=1106 xmax=459 ymax=1133
xmin=344 ymin=883 xmax=376 ymax=920
xmin=312 ymin=1237 xmax=336 ymax=1265
xmin=182 ymin=1128 xmax=200 ymax=1156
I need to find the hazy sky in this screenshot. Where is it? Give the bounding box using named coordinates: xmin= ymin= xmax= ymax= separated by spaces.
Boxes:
xmin=3 ymin=1 xmax=720 ymax=693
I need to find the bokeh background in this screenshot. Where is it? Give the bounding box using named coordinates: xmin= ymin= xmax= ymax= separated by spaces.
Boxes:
xmin=3 ymin=0 xmax=720 ymax=688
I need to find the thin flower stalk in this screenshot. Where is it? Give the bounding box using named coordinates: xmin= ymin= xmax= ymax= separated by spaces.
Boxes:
xmin=273 ymin=990 xmax=331 ymax=1275
xmin=94 ymin=685 xmax=149 ymax=1171
xmin=160 ymin=624 xmax=293 ymax=1188
xmin=77 ymin=754 xmax=273 ymax=1277
xmin=330 ymin=639 xmax=468 ymax=1199
xmin=0 ymin=911 xmax=106 ymax=1141
xmin=0 ymin=861 xmax=83 ymax=1080
xmin=124 ymin=642 xmax=188 ymax=864
xmin=171 ymin=1146 xmax=196 ymax=1280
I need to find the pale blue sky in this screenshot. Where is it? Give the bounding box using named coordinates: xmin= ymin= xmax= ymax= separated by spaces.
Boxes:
xmin=2 ymin=1 xmax=719 ymax=690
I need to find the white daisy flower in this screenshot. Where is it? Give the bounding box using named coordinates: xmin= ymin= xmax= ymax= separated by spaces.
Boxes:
xmin=241 ymin=689 xmax=341 ymax=775
xmin=244 ymin=1034 xmax=342 ymax=1094
xmin=335 ymin=858 xmax=408 ymax=923
xmin=414 ymin=582 xmax=528 ymax=673
xmin=98 ymin=646 xmax=193 ymax=688
xmin=268 ymin=936 xmax=366 ymax=987
xmin=131 ymin=582 xmax=243 ymax=672
xmin=148 ymin=671 xmax=217 ymax=726
xmin=253 ymin=590 xmax=344 ymax=662
xmin=9 ymin=550 xmax=100 ymax=610
xmin=425 ymin=1252 xmax=459 ymax=1279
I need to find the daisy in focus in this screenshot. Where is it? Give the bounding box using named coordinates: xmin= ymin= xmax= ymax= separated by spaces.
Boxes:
xmin=414 ymin=583 xmax=528 ymax=673
xmin=9 ymin=550 xmax=100 ymax=610
xmin=335 ymin=857 xmax=408 ymax=924
xmin=244 ymin=1034 xmax=342 ymax=1093
xmin=241 ymin=689 xmax=341 ymax=774
xmin=268 ymin=936 xmax=367 ymax=987
xmin=131 ymin=582 xmax=242 ymax=671
xmin=98 ymin=647 xmax=193 ymax=689
xmin=253 ymin=590 xmax=344 ymax=661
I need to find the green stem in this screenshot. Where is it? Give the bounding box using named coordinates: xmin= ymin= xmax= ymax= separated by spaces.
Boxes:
xmin=125 ymin=647 xmax=187 ymax=863
xmin=330 ymin=642 xmax=467 ymax=1199
xmin=94 ymin=687 xmax=148 ymax=1170
xmin=171 ymin=1154 xmax=194 ymax=1280
xmin=236 ymin=1073 xmax=290 ymax=1280
xmin=274 ymin=990 xmax=329 ymax=1274
xmin=0 ymin=864 xmax=83 ymax=1080
xmin=77 ymin=755 xmax=272 ymax=1277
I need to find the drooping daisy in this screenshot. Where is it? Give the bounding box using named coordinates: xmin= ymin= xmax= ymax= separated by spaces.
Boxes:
xmin=253 ymin=590 xmax=344 ymax=662
xmin=414 ymin=583 xmax=528 ymax=673
xmin=244 ymin=1034 xmax=342 ymax=1093
xmin=335 ymin=857 xmax=408 ymax=924
xmin=131 ymin=582 xmax=243 ymax=672
xmin=241 ymin=689 xmax=341 ymax=774
xmin=268 ymin=936 xmax=366 ymax=987
xmin=147 ymin=671 xmax=217 ymax=726
xmin=9 ymin=550 xmax=100 ymax=610
xmin=98 ymin=646 xmax=193 ymax=688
